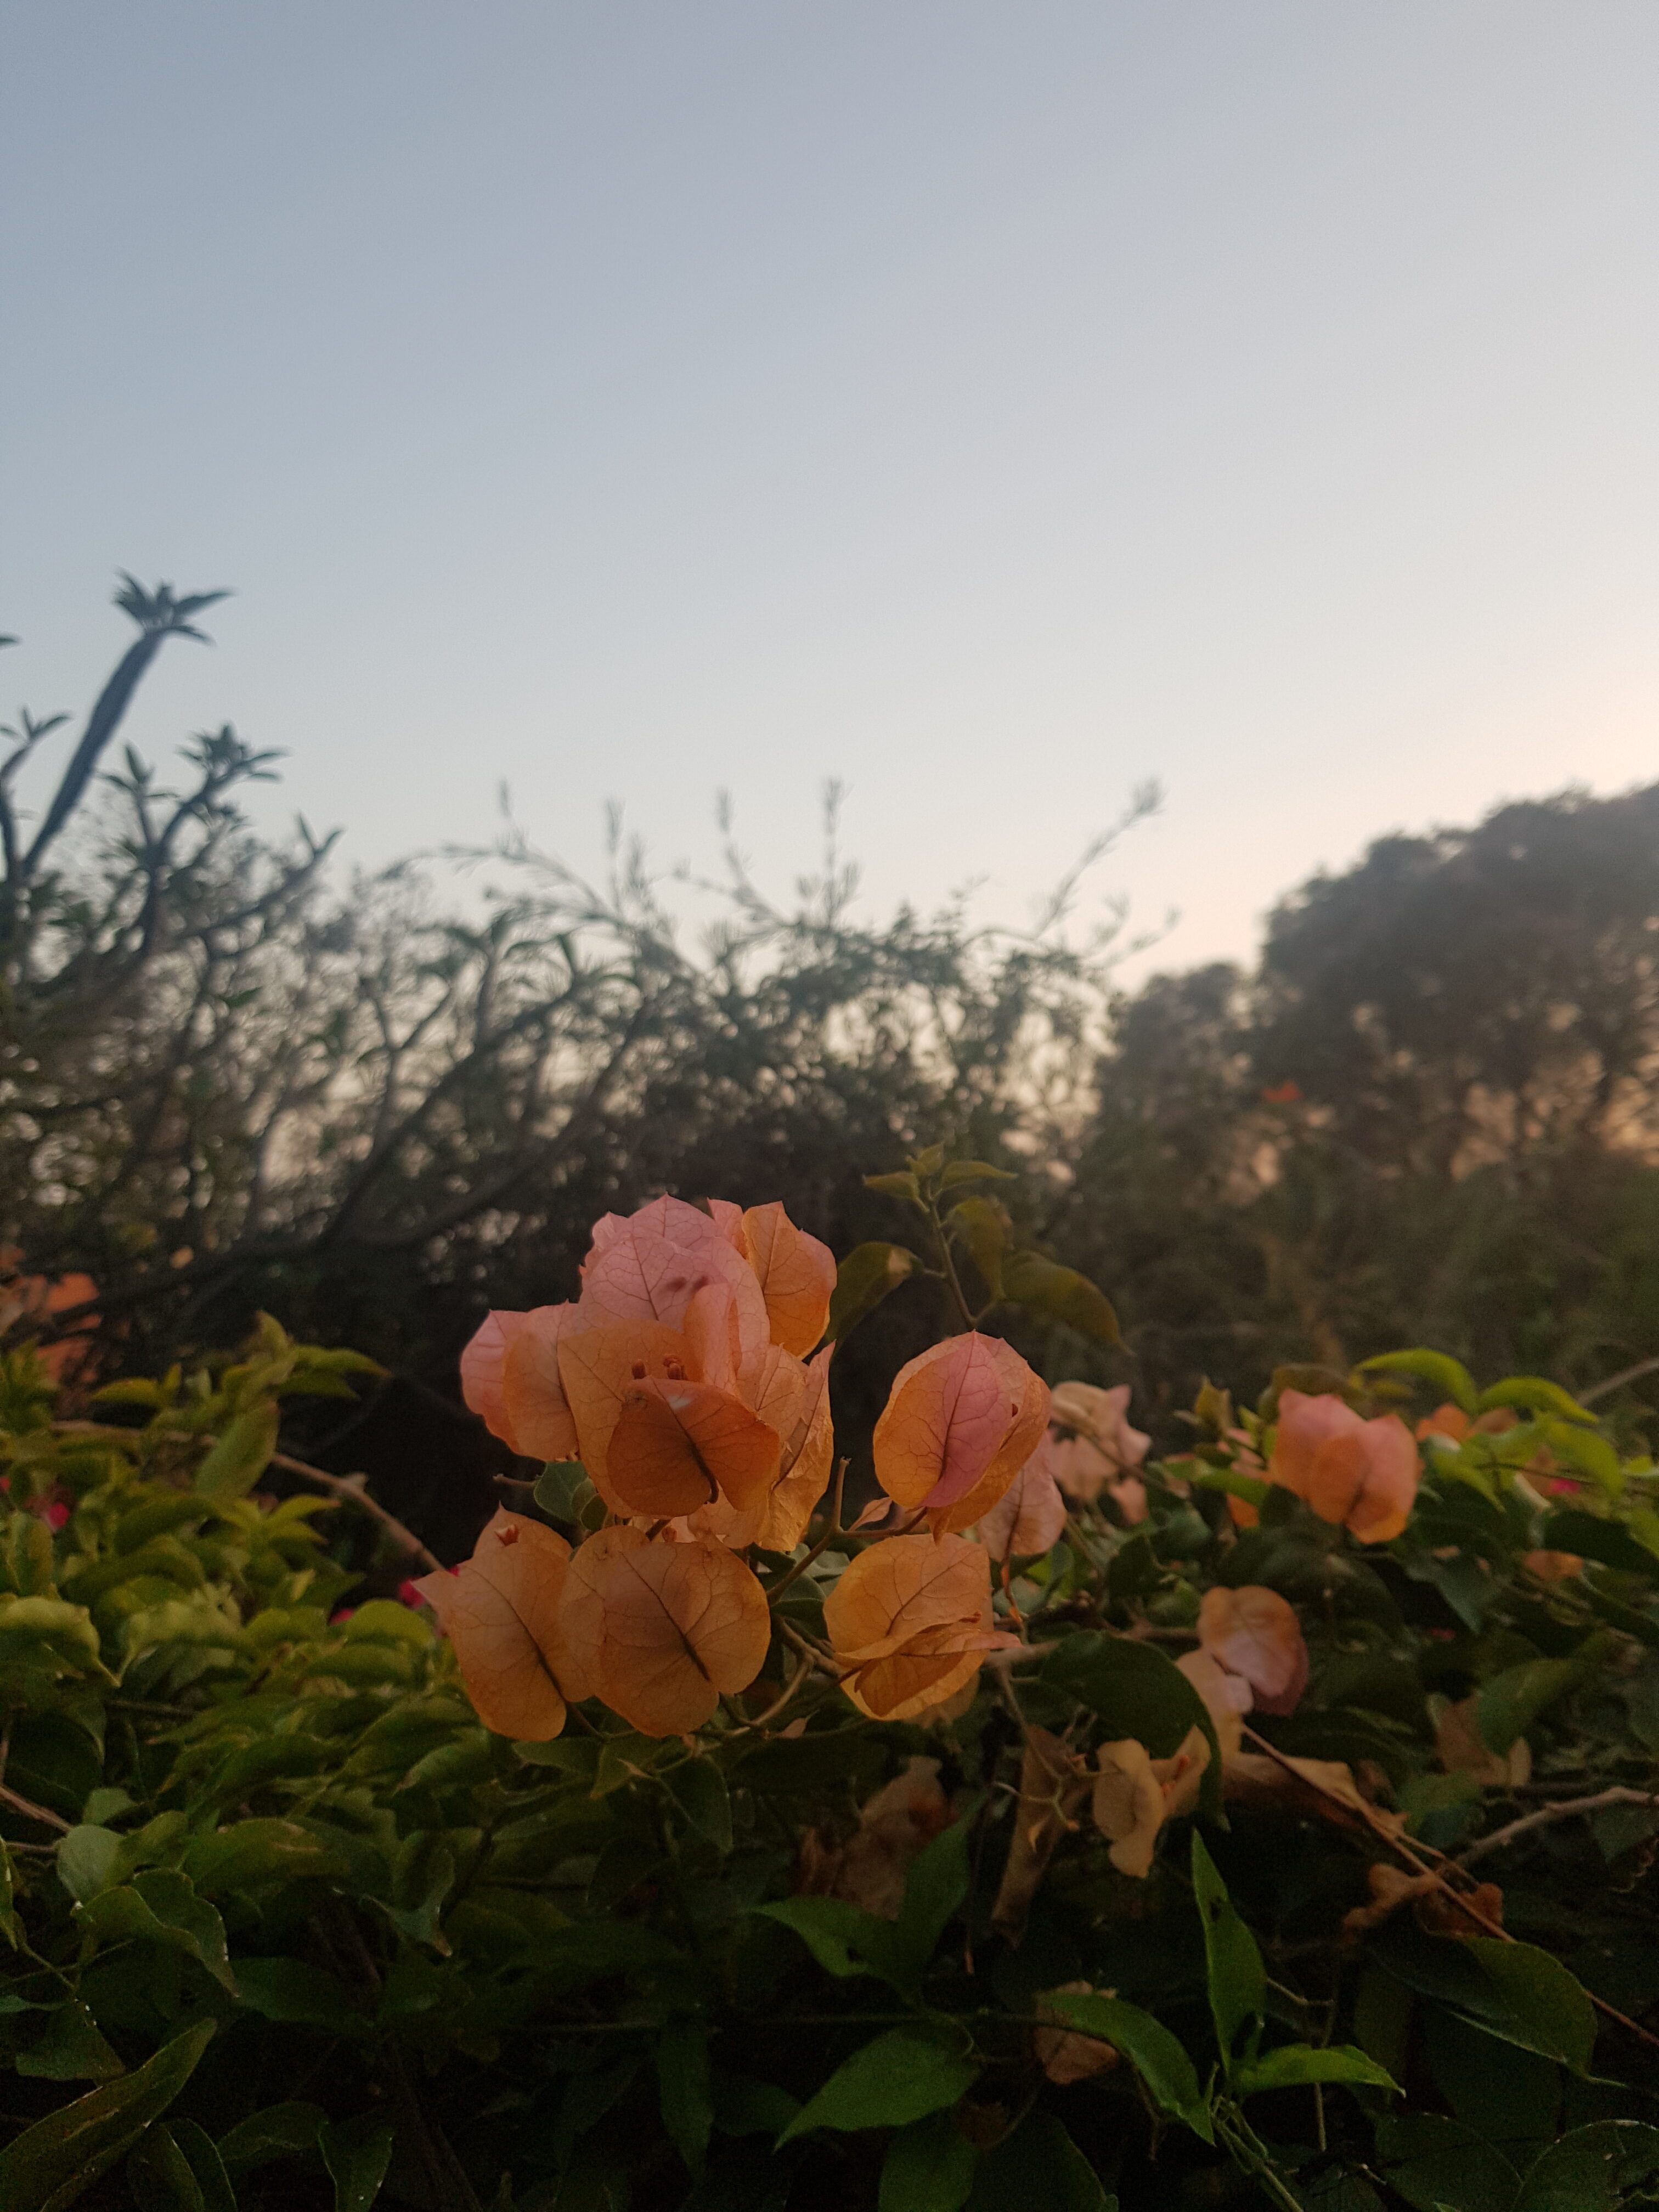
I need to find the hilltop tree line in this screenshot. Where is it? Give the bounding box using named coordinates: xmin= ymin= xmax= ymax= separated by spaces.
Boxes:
xmin=5 ymin=580 xmax=1659 ymax=1534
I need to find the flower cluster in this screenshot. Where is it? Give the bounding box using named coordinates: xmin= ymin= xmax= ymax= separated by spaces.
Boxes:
xmin=422 ymin=1196 xmax=1054 ymax=1737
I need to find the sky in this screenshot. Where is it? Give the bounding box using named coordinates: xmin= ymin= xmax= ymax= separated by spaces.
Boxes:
xmin=3 ymin=3 xmax=1657 ymax=980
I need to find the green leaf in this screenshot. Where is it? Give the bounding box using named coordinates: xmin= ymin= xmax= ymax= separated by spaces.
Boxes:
xmin=826 ymin=1243 xmax=922 ymax=1342
xmin=864 ymin=1172 xmax=923 ymax=1205
xmin=1000 ymin=1254 xmax=1118 ymax=1345
xmin=658 ymin=2022 xmax=713 ymax=2177
xmin=936 ymin=1161 xmax=1017 ymax=1191
xmin=1045 ymin=1990 xmax=1214 ymax=2142
xmin=319 ymin=2111 xmax=395 ymax=2212
xmin=1190 ymin=1833 xmax=1266 ymax=2064
xmin=15 ymin=2002 xmax=125 ymax=2084
xmin=1512 ymin=2121 xmax=1659 ymax=2212
xmin=1475 ymin=1378 xmax=1595 ymax=1425
xmin=1375 ymin=2114 xmax=1520 ymax=2212
xmin=127 ymin=2125 xmax=205 ymax=2212
xmin=1539 ymin=1419 xmax=1624 ymax=1500
xmin=77 ymin=1871 xmax=235 ymax=1993
xmin=946 ymin=1198 xmax=1006 ymax=1300
xmin=1232 ymin=2043 xmax=1399 ymax=2096
xmin=534 ymin=1460 xmax=596 ymax=1523
xmin=892 ymin=1805 xmax=976 ymax=1980
xmin=1359 ymin=1350 xmax=1479 ymax=1415
xmin=234 ymin=1957 xmax=365 ymax=2029
xmin=662 ymin=1757 xmax=732 ymax=1852
xmin=880 ymin=2111 xmax=977 ymax=2212
xmin=55 ymin=1824 xmax=122 ymax=1904
xmin=777 ymin=2029 xmax=977 ymax=2143
xmin=165 ymin=2123 xmax=236 ymax=2212
xmin=193 ymin=1403 xmax=280 ymax=1502
xmin=0 ymin=2018 xmax=213 ymax=2212
xmin=1044 ymin=1632 xmax=1222 ymax=1818
xmin=967 ymin=2111 xmax=1111 ymax=2212
xmin=216 ymin=2102 xmax=326 ymax=2172
xmin=1476 ymin=1636 xmax=1611 ymax=1753
xmin=1462 ymin=1938 xmax=1596 ymax=2073
xmin=753 ymin=1897 xmax=898 ymax=1983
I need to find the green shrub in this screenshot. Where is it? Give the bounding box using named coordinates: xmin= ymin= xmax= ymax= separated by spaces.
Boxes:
xmin=0 ymin=1159 xmax=1655 ymax=2211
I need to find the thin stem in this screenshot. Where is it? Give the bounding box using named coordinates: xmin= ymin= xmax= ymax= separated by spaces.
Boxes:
xmin=1457 ymin=1785 xmax=1659 ymax=1867
xmin=924 ymin=1194 xmax=977 ymax=1332
xmin=269 ymin=1451 xmax=447 ymax=1574
xmin=0 ymin=1781 xmax=71 ymax=1833
xmin=1239 ymin=1724 xmax=1659 ymax=2053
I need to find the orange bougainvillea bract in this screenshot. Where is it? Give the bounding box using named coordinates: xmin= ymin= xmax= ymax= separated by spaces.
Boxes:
xmin=558 ymin=1523 xmax=770 ymax=1736
xmin=823 ymin=1531 xmax=1018 ymax=1720
xmin=1197 ymin=1584 xmax=1309 ymax=1716
xmin=873 ymin=1332 xmax=1050 ymax=1537
xmin=975 ymin=1443 xmax=1068 ymax=1561
xmin=1269 ymin=1389 xmax=1420 ymax=1544
xmin=411 ymin=1510 xmax=587 ymax=1742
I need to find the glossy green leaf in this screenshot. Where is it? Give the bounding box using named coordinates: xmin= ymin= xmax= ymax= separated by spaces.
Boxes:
xmin=77 ymin=1871 xmax=235 ymax=1993
xmin=1375 ymin=2113 xmax=1520 ymax=2212
xmin=1462 ymin=1938 xmax=1596 ymax=2073
xmin=892 ymin=1803 xmax=976 ymax=1980
xmin=753 ymin=1897 xmax=898 ymax=1983
xmin=1045 ymin=1990 xmax=1214 ymax=2142
xmin=216 ymin=2102 xmax=326 ymax=2172
xmin=1512 ymin=2121 xmax=1659 ymax=2212
xmin=127 ymin=2124 xmax=206 ymax=2212
xmin=826 ymin=1242 xmax=922 ymax=1342
xmin=193 ymin=1404 xmax=280 ymax=1502
xmin=777 ymin=2030 xmax=977 ymax=2143
xmin=1539 ymin=1509 xmax=1659 ymax=1577
xmin=318 ymin=2111 xmax=395 ymax=2212
xmin=880 ymin=2111 xmax=977 ymax=2212
xmin=1232 ymin=2043 xmax=1399 ymax=2096
xmin=165 ymin=2123 xmax=236 ymax=2212
xmin=1359 ymin=1350 xmax=1479 ymax=1415
xmin=1000 ymin=1253 xmax=1119 ymax=1345
xmin=15 ymin=2001 xmax=125 ymax=2085
xmin=1191 ymin=1833 xmax=1265 ymax=2063
xmin=1475 ymin=1378 xmax=1595 ymax=1425
xmin=1540 ymin=1419 xmax=1624 ymax=1499
xmin=0 ymin=2018 xmax=213 ymax=2212
xmin=55 ymin=1824 xmax=122 ymax=1904
xmin=1476 ymin=1637 xmax=1611 ymax=1754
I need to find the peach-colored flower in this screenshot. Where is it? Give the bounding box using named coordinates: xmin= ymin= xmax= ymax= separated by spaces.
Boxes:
xmin=413 ymin=1510 xmax=590 ymax=1741
xmin=1198 ymin=1585 xmax=1309 ymax=1716
xmin=1046 ymin=1382 xmax=1150 ymax=1506
xmin=1091 ymin=1736 xmax=1210 ymax=1877
xmin=557 ymin=1524 xmax=770 ymax=1737
xmin=873 ymin=1334 xmax=1050 ymax=1538
xmin=976 ymin=1444 xmax=1068 ymax=1560
xmin=823 ymin=1532 xmax=1018 ymax=1719
xmin=1270 ymin=1389 xmax=1419 ymax=1543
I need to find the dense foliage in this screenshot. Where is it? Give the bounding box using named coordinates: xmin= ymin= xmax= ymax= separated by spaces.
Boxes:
xmin=0 ymin=1156 xmax=1656 ymax=2212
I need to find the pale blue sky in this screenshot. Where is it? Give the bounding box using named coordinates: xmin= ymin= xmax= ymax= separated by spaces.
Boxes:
xmin=4 ymin=3 xmax=1657 ymax=974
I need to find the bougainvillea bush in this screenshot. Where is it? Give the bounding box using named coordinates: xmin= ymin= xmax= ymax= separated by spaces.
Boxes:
xmin=1 ymin=1154 xmax=1657 ymax=2212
